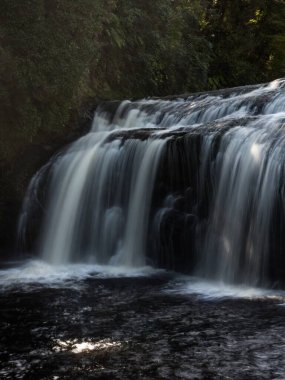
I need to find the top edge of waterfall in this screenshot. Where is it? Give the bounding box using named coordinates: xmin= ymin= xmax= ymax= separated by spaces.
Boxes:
xmin=149 ymin=78 xmax=285 ymax=101
xmin=96 ymin=78 xmax=285 ymax=104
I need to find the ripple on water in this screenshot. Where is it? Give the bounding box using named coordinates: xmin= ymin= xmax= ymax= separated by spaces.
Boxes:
xmin=1 ymin=262 xmax=285 ymax=379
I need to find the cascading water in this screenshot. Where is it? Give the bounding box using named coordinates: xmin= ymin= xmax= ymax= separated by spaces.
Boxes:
xmin=18 ymin=79 xmax=285 ymax=286
xmin=37 ymin=105 xmax=167 ymax=267
xmin=200 ymin=114 xmax=285 ymax=285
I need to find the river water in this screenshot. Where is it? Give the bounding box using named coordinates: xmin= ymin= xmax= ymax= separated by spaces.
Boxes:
xmin=1 ymin=260 xmax=285 ymax=379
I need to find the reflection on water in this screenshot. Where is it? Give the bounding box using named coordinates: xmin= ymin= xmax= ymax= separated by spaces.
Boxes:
xmin=53 ymin=339 xmax=123 ymax=354
xmin=1 ymin=261 xmax=285 ymax=379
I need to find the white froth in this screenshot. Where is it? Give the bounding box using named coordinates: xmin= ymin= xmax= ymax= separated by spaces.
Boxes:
xmin=0 ymin=260 xmax=161 ymax=290
xmin=167 ymin=277 xmax=285 ymax=303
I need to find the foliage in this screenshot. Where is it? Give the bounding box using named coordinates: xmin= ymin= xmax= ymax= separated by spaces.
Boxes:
xmin=1 ymin=0 xmax=284 ymax=150
xmin=0 ymin=0 xmax=285 ymax=246
xmin=86 ymin=0 xmax=210 ymax=98
xmin=0 ymin=0 xmax=210 ymax=157
xmin=202 ymin=0 xmax=285 ymax=88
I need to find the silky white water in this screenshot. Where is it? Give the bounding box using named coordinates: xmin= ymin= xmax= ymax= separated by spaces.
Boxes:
xmin=38 ymin=104 xmax=168 ymax=266
xmin=18 ymin=79 xmax=285 ymax=286
xmin=200 ymin=113 xmax=285 ymax=285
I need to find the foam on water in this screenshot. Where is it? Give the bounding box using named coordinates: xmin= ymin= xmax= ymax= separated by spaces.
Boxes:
xmin=166 ymin=276 xmax=285 ymax=303
xmin=1 ymin=260 xmax=285 ymax=309
xmin=0 ymin=260 xmax=162 ymax=291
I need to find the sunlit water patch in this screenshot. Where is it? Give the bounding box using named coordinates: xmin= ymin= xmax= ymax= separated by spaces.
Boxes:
xmin=53 ymin=338 xmax=123 ymax=354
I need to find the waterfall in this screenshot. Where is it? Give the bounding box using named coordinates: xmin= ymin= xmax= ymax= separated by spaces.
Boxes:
xmin=19 ymin=79 xmax=285 ymax=286
xmin=38 ymin=106 xmax=168 ymax=266
xmin=200 ymin=114 xmax=285 ymax=285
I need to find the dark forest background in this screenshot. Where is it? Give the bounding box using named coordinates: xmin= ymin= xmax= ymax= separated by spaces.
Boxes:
xmin=1 ymin=0 xmax=285 ymax=248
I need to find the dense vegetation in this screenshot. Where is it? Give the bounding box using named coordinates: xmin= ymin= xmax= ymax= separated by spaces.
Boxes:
xmin=0 ymin=0 xmax=285 ymax=248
